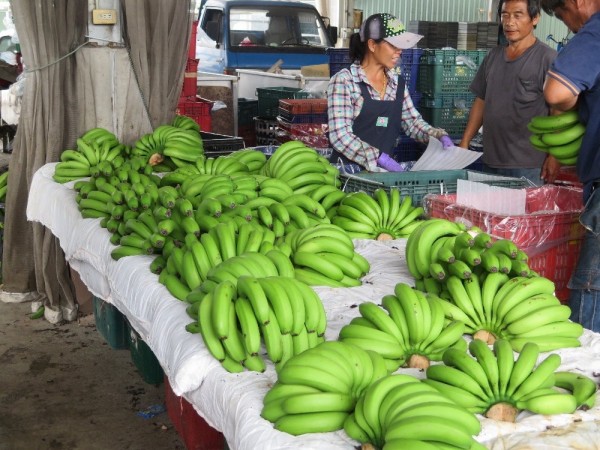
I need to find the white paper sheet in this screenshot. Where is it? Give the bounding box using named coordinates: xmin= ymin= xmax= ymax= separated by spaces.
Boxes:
xmin=410 ymin=136 xmax=483 ymax=171
xmin=456 ymin=179 xmax=527 ymax=216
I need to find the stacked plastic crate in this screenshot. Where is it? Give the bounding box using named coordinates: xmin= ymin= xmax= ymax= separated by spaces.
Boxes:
xmin=254 ymin=87 xmax=309 ymax=146
xmin=326 ymin=48 xmax=353 ymax=77
xmin=176 ymin=21 xmax=213 ymax=132
xmin=237 ymin=98 xmax=258 ymax=147
xmin=416 ymin=49 xmax=487 ymax=138
xmin=393 ymin=48 xmax=427 ymax=163
xmin=276 ymin=98 xmax=330 ymax=150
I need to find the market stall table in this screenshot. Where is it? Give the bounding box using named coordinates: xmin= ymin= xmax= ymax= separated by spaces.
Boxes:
xmin=27 ymin=162 xmax=600 ymax=449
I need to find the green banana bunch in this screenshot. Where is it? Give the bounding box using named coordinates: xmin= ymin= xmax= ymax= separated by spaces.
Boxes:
xmin=69 ymin=158 xmax=167 ymax=263
xmin=0 ymin=169 xmax=8 ymax=202
xmin=424 ymin=340 xmax=579 ymax=422
xmin=338 ymin=283 xmax=467 ymax=372
xmin=186 ymin=275 xmax=327 ymax=373
xmin=246 ymin=193 xmax=331 ymax=237
xmin=345 ymin=373 xmax=483 ymax=449
xmin=528 ymin=110 xmax=584 ymax=166
xmin=172 ymin=114 xmax=201 ymax=133
xmin=486 ymin=275 xmax=581 ymax=351
xmin=308 ymin=183 xmax=347 ymax=220
xmin=156 ymin=214 xmax=293 ymax=299
xmin=284 ymin=223 xmax=369 ymax=287
xmin=132 ymin=125 xmax=204 ymax=167
xmin=88 ymin=171 xmax=164 ymax=261
xmin=405 ymin=219 xmax=466 ymax=279
xmin=427 ymin=267 xmax=582 ymax=351
xmin=331 ymin=188 xmax=425 ymax=240
xmin=195 ymin=154 xmax=251 ymax=176
xmin=53 ymin=128 xmax=124 ymax=183
xmin=260 ymin=140 xmax=341 ymax=194
xmin=227 ymin=148 xmax=267 ymax=174
xmin=414 ymin=230 xmax=533 ymax=297
xmin=261 ymin=340 xmax=389 ymax=435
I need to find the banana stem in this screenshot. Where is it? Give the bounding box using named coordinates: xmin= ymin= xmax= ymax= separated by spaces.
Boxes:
xmin=485 ymin=402 xmax=518 ymax=422
xmin=407 ymin=354 xmax=430 ymax=369
xmin=473 ymin=329 xmax=497 ymax=345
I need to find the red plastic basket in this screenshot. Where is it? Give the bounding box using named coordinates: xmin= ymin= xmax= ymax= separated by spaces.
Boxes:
xmin=554 ymin=166 xmax=581 ymax=187
xmin=176 ymin=96 xmax=212 ymax=132
xmin=182 ymin=58 xmax=199 ymax=97
xmin=278 ymin=98 xmax=328 ymax=115
xmin=164 ymin=376 xmax=225 ymax=450
xmin=188 ymin=21 xmax=198 ymax=59
xmin=164 ymin=376 xmax=183 ymax=435
xmin=424 ymin=185 xmax=585 ymax=302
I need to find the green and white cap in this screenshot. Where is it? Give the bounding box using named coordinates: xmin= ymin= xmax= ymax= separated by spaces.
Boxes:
xmin=359 ymin=13 xmax=422 ymax=49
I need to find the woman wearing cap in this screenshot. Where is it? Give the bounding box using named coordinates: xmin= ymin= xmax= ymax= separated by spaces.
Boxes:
xmin=327 ymin=13 xmax=453 ymax=171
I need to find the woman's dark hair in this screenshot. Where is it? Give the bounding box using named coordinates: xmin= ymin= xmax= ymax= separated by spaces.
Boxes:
xmin=348 ymin=32 xmax=383 ymax=63
xmin=348 ymin=32 xmax=365 ymax=63
xmin=498 ymin=0 xmax=542 ymax=20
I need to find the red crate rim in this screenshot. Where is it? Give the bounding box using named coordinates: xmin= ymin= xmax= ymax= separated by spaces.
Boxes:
xmin=279 ymin=98 xmax=327 ymax=115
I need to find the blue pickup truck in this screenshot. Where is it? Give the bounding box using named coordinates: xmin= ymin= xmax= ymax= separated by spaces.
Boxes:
xmin=195 ymin=0 xmax=337 ymax=74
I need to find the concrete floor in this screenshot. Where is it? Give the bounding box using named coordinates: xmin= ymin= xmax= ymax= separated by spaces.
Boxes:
xmin=0 ymin=300 xmax=186 ymax=450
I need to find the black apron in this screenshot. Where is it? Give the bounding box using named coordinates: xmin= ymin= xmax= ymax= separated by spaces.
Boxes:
xmin=331 ymin=76 xmax=406 ymax=166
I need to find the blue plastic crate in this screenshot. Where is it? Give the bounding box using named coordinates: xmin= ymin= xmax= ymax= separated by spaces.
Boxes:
xmin=392 ymin=135 xmax=426 ymax=163
xmin=399 ymin=48 xmax=423 ymax=95
xmin=327 ymin=48 xmax=353 ymax=76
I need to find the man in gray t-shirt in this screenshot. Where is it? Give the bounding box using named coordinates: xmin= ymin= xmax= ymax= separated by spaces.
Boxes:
xmin=459 ymin=0 xmax=557 ymax=185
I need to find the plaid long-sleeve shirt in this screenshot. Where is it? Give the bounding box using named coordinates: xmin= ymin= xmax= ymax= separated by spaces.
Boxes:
xmin=327 ymin=63 xmax=435 ymax=171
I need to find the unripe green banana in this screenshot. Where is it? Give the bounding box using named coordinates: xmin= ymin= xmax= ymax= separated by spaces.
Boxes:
xmin=553 ymin=371 xmax=598 ymax=409
xmin=273 ymin=411 xmax=348 ymax=435
xmin=517 ymin=391 xmax=577 ymax=415
xmin=540 ymin=120 xmax=585 ymax=147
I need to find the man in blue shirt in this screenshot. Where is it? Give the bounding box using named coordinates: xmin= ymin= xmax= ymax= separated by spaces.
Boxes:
xmin=541 ymin=0 xmax=600 ymax=331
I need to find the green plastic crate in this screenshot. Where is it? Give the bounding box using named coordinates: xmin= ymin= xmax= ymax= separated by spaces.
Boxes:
xmin=128 ymin=325 xmax=164 ymax=385
xmin=237 ymin=98 xmax=258 ymax=127
xmin=420 ymin=92 xmax=476 ymax=109
xmin=340 ymin=169 xmax=530 ymax=206
xmin=417 ymin=49 xmax=488 ymax=95
xmin=256 ymin=86 xmax=309 ymax=119
xmin=92 ymin=296 xmax=129 ymax=350
xmin=419 ymin=104 xmax=472 ymax=136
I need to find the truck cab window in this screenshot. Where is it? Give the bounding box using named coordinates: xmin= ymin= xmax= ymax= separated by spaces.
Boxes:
xmin=202 ymin=10 xmax=223 ymax=43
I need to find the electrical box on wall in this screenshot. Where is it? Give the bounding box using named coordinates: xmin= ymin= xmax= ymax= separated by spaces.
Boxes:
xmin=92 ymin=9 xmax=117 ymax=25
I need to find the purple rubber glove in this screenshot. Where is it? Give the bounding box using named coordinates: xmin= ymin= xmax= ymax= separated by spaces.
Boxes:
xmin=377 ymin=153 xmax=404 ymax=172
xmin=440 ymin=135 xmax=454 ymax=149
